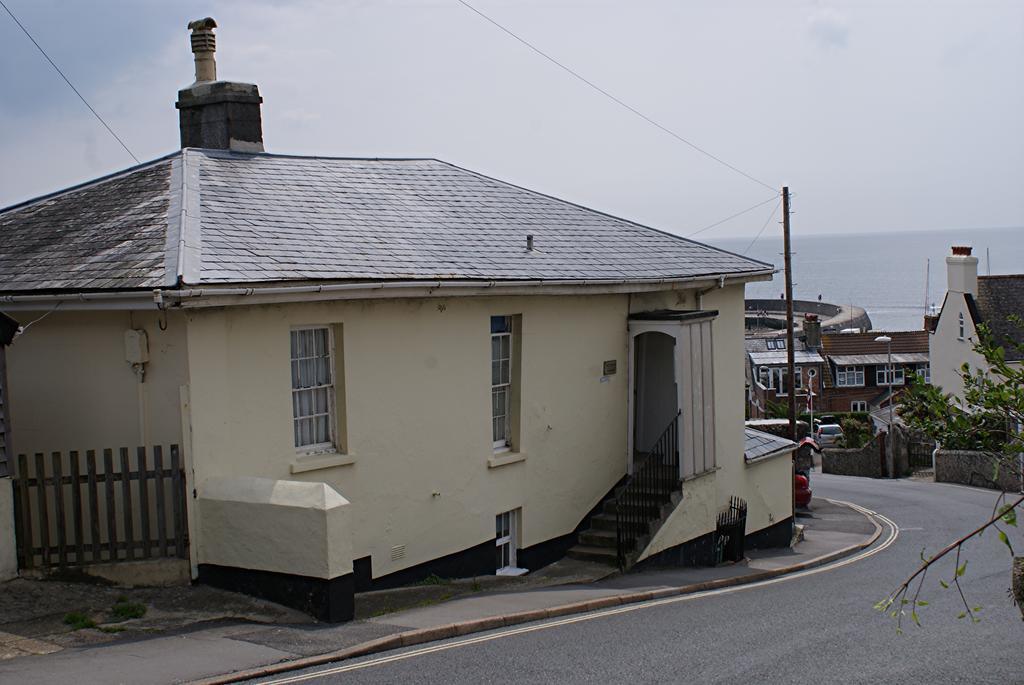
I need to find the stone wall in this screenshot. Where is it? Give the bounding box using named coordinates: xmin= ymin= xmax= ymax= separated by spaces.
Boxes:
xmin=935 ymin=450 xmax=1024 ymax=491
xmin=822 ymin=436 xmax=884 ymax=478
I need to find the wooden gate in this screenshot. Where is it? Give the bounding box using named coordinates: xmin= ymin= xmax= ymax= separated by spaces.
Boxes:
xmin=12 ymin=445 xmax=188 ymax=570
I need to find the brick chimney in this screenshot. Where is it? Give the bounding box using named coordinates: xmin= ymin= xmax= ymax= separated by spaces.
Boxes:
xmin=175 ymin=18 xmax=264 ymax=152
xmin=946 ymin=245 xmax=978 ymax=296
xmin=803 ymin=313 xmax=821 ymax=350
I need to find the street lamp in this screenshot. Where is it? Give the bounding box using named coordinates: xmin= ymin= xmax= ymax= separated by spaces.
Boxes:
xmin=875 ymin=335 xmax=893 ymax=477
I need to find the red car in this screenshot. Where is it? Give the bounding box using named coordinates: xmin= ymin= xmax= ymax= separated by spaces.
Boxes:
xmin=795 ymin=473 xmax=812 ymax=508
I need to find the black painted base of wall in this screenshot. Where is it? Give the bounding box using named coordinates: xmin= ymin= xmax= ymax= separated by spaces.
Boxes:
xmin=745 ymin=516 xmax=794 ymax=551
xmin=632 ymin=515 xmax=796 ymax=571
xmin=198 ymin=564 xmax=354 ymax=623
xmin=355 ymin=476 xmax=629 ymax=592
xmin=359 ymin=539 xmax=495 ymax=592
xmin=632 ymin=530 xmax=719 ymax=570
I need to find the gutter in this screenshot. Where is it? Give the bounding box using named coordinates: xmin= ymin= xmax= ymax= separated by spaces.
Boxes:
xmin=0 ymin=270 xmax=774 ymax=311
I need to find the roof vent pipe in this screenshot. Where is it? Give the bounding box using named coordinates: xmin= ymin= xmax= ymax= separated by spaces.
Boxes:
xmin=188 ymin=18 xmax=217 ymax=83
xmin=526 ymin=235 xmax=534 ymax=251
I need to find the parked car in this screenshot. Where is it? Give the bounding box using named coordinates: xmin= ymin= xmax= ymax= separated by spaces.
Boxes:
xmin=816 ymin=423 xmax=844 ymax=448
xmin=794 ymin=473 xmax=812 ymax=508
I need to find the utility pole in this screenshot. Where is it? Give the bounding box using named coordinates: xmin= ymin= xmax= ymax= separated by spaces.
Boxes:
xmin=783 ymin=187 xmax=797 ymax=442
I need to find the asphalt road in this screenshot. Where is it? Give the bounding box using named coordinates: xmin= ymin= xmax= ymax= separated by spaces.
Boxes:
xmin=253 ymin=475 xmax=1024 ymax=685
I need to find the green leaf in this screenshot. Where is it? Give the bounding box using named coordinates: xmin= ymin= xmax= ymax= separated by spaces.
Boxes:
xmin=956 ymin=561 xmax=968 ymax=577
xmin=911 ymin=610 xmax=921 ymax=627
xmin=916 ymin=600 xmax=929 ymax=607
xmin=1001 ymin=507 xmax=1017 ymax=527
xmin=998 ymin=530 xmax=1014 ymax=555
xmin=972 ymin=606 xmax=982 ymax=612
xmin=957 ymin=611 xmax=967 ymax=619
xmin=939 ymin=580 xmax=949 ymax=589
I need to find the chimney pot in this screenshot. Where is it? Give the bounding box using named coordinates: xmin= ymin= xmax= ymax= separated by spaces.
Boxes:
xmin=951 ymin=245 xmax=972 ymax=256
xmin=188 ymin=17 xmax=218 ymax=83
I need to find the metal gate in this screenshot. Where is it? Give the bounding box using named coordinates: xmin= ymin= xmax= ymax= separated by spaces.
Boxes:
xmin=12 ymin=445 xmax=188 ymax=570
xmin=714 ymin=496 xmax=748 ymax=564
xmin=907 ymin=440 xmax=934 ymax=470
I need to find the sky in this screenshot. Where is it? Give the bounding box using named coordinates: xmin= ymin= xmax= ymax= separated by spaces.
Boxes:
xmin=1 ymin=0 xmax=1022 ymax=240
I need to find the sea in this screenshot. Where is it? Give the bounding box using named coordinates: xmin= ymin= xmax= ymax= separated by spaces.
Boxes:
xmin=709 ymin=226 xmax=1024 ymax=332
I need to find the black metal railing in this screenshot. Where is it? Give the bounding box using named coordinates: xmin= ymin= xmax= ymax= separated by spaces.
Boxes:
xmin=616 ymin=411 xmax=681 ymax=570
xmin=714 ymin=496 xmax=748 ymax=564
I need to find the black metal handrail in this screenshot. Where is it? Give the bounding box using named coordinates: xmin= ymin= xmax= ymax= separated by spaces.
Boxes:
xmin=616 ymin=411 xmax=681 ymax=570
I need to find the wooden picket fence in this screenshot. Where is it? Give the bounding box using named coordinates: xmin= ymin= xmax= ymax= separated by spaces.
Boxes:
xmin=12 ymin=445 xmax=188 ymax=570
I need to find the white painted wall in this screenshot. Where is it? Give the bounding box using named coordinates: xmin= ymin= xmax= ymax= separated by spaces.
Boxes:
xmin=4 ymin=310 xmax=188 ymax=456
xmin=184 ymin=294 xmax=631 ymax=579
xmin=930 ymin=293 xmax=987 ymax=404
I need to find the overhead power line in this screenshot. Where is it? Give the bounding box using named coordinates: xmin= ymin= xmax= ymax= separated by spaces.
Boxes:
xmin=685 ymin=194 xmax=779 ymax=239
xmin=743 ymin=198 xmax=783 ymax=254
xmin=456 ymin=0 xmax=776 ymax=193
xmin=0 ymin=0 xmax=140 ymax=163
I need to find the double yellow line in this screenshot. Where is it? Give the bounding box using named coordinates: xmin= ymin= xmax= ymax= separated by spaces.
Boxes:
xmin=261 ymin=501 xmax=899 ymax=684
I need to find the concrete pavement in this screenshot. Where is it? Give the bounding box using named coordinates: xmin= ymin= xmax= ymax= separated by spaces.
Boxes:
xmin=0 ymin=497 xmax=879 ymax=685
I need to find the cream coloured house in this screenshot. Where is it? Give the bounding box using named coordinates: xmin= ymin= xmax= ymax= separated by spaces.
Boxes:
xmin=929 ymin=246 xmax=1023 ymax=402
xmin=0 ymin=20 xmax=793 ymax=621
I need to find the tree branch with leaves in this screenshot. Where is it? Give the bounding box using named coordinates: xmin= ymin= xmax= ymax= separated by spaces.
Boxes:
xmin=880 ymin=319 xmax=1024 ymax=627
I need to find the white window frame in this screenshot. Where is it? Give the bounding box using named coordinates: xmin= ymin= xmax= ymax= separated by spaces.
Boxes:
xmin=491 ymin=316 xmax=513 ymax=451
xmin=916 ymin=364 xmax=931 ymax=384
xmin=876 ymin=364 xmax=905 ymax=386
xmin=851 ymin=400 xmax=868 ymax=412
xmin=836 ymin=365 xmax=865 ymax=387
xmin=290 ymin=326 xmax=336 ymax=453
xmin=495 ymin=509 xmax=527 ymax=576
xmin=766 ymin=367 xmax=788 ymax=395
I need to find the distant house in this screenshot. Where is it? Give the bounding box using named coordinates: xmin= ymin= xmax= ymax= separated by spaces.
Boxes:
xmin=745 ymin=315 xmax=825 ymax=419
xmin=929 ymin=246 xmax=1023 ymax=403
xmin=0 ymin=20 xmax=794 ymax=620
xmin=819 ymin=330 xmax=930 ymax=414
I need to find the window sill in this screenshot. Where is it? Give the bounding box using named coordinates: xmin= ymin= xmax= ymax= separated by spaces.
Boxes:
xmin=488 ymin=452 xmax=526 ymax=469
xmin=290 ymin=452 xmax=355 ymax=474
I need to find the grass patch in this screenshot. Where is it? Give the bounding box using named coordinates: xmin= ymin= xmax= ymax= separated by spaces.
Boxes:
xmin=63 ymin=612 xmax=96 ymax=630
xmin=110 ymin=600 xmax=147 ymax=621
xmin=415 ymin=574 xmax=450 ymax=586
xmin=98 ymin=625 xmax=126 ymax=634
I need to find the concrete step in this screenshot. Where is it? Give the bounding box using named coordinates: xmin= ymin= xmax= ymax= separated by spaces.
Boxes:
xmin=566 ymin=544 xmax=619 ymax=565
xmin=588 ymin=513 xmax=620 ymax=531
xmin=578 ymin=528 xmax=618 ymax=548
xmin=603 ymin=500 xmax=664 ymax=517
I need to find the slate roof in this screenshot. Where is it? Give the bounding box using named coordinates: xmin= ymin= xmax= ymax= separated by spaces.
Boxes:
xmin=974 ymin=275 xmax=1024 ymax=362
xmin=744 ymin=336 xmax=825 ymax=366
xmin=744 ymin=428 xmax=796 ymax=462
xmin=821 ymin=330 xmax=929 ymax=356
xmin=0 ymin=149 xmax=772 ymax=293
